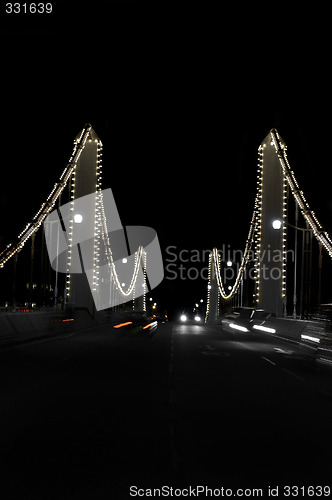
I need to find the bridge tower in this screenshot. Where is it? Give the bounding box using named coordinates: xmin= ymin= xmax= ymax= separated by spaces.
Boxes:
xmin=63 ymin=126 xmax=145 ymax=315
xmin=64 ymin=126 xmax=103 ymax=315
xmin=254 ymin=130 xmax=287 ymax=317
xmin=205 ymin=251 xmax=220 ymax=322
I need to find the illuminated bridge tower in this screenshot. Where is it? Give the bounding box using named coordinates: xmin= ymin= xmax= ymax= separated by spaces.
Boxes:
xmin=254 ymin=130 xmax=287 ymax=317
xmin=205 ymin=251 xmax=220 ymax=322
xmin=65 ymin=126 xmax=104 ymax=315
xmin=60 ymin=125 xmax=148 ymax=316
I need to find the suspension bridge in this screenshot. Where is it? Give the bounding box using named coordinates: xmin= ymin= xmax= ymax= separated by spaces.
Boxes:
xmin=0 ymin=125 xmax=331 ymax=325
xmin=1 ymin=125 xmax=332 ymax=496
xmin=205 ymin=129 xmax=332 ymax=323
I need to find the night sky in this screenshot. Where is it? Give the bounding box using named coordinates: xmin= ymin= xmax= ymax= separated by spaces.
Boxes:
xmin=1 ymin=5 xmax=331 ymax=314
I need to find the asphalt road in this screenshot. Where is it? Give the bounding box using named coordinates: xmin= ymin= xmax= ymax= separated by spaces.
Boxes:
xmin=0 ymin=321 xmax=332 ymax=499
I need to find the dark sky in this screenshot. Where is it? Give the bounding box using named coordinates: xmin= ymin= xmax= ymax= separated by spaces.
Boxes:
xmin=1 ymin=5 xmax=331 ymax=313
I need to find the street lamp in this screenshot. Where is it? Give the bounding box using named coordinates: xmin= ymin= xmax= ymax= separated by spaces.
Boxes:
xmin=73 ymin=213 xmax=83 ymax=224
xmin=272 ymin=219 xmax=282 ymax=230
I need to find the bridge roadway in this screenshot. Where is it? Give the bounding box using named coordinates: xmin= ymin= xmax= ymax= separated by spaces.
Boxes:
xmin=0 ymin=320 xmax=331 ymax=499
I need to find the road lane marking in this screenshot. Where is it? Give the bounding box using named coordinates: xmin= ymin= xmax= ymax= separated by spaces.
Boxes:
xmin=261 ymin=356 xmax=276 ymax=366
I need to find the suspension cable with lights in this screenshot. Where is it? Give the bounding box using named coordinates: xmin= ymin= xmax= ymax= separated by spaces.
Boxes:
xmin=0 ymin=123 xmax=93 ymax=269
xmin=270 ymin=128 xmax=332 ymax=258
xmin=96 ymin=184 xmax=147 ymax=299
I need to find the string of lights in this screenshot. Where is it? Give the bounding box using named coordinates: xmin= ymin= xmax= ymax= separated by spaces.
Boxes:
xmin=96 ymin=187 xmax=146 ymax=300
xmin=99 ymin=199 xmax=146 ymax=299
xmin=205 ymin=195 xmax=258 ymax=314
xmin=253 ymin=145 xmax=264 ymax=305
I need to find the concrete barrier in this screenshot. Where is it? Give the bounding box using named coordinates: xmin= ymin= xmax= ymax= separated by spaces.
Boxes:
xmin=0 ymin=311 xmax=77 ymax=347
xmin=0 ymin=308 xmax=150 ymax=348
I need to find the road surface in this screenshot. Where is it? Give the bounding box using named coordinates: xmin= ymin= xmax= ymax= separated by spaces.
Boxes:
xmin=0 ymin=320 xmax=331 ymax=498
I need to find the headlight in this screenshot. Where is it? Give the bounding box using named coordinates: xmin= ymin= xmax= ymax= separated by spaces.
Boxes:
xmin=194 ymin=315 xmax=201 ymax=322
xmin=180 ymin=314 xmax=187 ymax=322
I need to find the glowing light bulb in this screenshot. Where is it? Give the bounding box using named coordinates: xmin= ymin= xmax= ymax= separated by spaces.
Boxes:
xmin=73 ymin=213 xmax=83 ymax=224
xmin=272 ymin=219 xmax=282 ymax=230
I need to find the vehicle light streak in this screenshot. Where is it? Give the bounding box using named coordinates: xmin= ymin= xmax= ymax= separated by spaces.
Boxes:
xmin=113 ymin=321 xmax=133 ymax=328
xmin=142 ymin=321 xmax=158 ymax=330
xmin=229 ymin=323 xmax=249 ymax=332
xmin=301 ymin=334 xmax=320 ymax=343
xmin=253 ymin=324 xmax=276 ymax=334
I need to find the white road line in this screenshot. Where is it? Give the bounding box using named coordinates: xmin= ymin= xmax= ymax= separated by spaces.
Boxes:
xmin=261 ymin=356 xmax=276 ymax=366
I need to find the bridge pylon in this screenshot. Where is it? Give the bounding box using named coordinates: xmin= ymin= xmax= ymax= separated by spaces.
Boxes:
xmin=63 ymin=126 xmax=148 ymax=316
xmin=65 ymin=126 xmax=103 ymax=316
xmin=205 ymin=249 xmax=220 ymax=322
xmin=254 ymin=130 xmax=287 ymax=317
